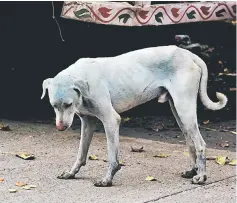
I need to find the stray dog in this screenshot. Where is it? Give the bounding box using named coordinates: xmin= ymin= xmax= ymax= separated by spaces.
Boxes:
xmin=41 ymin=46 xmax=227 ymax=187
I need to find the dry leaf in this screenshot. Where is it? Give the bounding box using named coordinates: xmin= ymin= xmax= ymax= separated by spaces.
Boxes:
xmin=9 ymin=189 xmax=17 ymax=193
xmin=226 ymin=73 xmax=236 ymax=76
xmin=131 ymin=146 xmax=144 ymax=153
xmin=119 ymin=160 xmax=125 ymax=166
xmin=216 ymin=156 xmax=227 ymax=166
xmin=203 ymin=120 xmax=209 ymax=125
xmin=220 ymin=142 xmax=229 ymax=148
xmin=183 ymin=151 xmax=189 ymax=157
xmin=88 ymin=155 xmax=98 ymax=160
xmin=122 ymin=117 xmax=131 ymax=122
xmin=16 ymin=152 xmax=35 ymax=160
xmin=153 ymin=153 xmax=169 ymax=158
xmin=228 ymin=159 xmax=236 ymax=166
xmin=218 ymin=61 xmax=223 ymax=64
xmin=16 ymin=182 xmax=25 ymax=187
xmin=0 ymin=124 xmax=11 ymax=131
xmin=22 ymin=185 xmax=31 ymax=190
xmin=145 ymin=176 xmax=157 ymax=181
xmin=28 ymin=185 xmax=37 ymax=188
xmin=224 ymin=68 xmax=228 ymax=73
xmin=0 ymin=178 xmax=4 ymax=182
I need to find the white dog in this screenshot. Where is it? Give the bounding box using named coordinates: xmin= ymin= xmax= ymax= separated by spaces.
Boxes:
xmin=41 ymin=45 xmax=227 ymax=187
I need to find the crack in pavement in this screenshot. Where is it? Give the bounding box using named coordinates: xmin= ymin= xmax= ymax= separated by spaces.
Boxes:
xmin=143 ymin=175 xmax=237 ymax=203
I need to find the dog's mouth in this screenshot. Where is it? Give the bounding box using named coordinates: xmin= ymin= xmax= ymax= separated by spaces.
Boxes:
xmin=56 ymin=125 xmax=69 ymax=131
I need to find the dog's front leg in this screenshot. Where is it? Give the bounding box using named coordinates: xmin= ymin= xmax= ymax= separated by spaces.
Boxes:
xmin=94 ymin=111 xmax=121 ymax=187
xmin=58 ymin=115 xmax=97 ymax=179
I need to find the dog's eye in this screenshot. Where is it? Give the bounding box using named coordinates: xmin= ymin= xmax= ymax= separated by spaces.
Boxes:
xmin=64 ymin=103 xmax=72 ymax=108
xmin=52 ymin=104 xmax=58 ymax=109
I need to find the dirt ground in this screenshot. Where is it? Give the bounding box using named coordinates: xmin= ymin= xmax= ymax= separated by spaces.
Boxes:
xmin=0 ymin=119 xmax=236 ymax=203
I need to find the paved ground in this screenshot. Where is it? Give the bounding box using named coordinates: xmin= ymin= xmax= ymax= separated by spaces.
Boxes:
xmin=0 ymin=120 xmax=236 ymax=203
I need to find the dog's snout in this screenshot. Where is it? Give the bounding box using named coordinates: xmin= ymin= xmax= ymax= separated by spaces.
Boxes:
xmin=56 ymin=121 xmax=67 ymax=131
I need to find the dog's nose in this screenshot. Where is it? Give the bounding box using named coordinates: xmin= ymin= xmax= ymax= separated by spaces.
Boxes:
xmin=56 ymin=121 xmax=67 ymax=131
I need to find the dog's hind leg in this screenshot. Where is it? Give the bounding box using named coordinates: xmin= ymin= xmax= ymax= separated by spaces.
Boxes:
xmin=170 ymin=94 xmax=207 ymax=184
xmin=57 ymin=115 xmax=97 ymax=179
xmin=169 ymin=99 xmax=197 ymax=179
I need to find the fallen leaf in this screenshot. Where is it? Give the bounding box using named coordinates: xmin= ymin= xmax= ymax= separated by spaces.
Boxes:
xmin=183 ymin=151 xmax=189 ymax=156
xmin=228 ymin=159 xmax=236 ymax=166
xmin=22 ymin=185 xmax=31 ymax=190
xmin=16 ymin=182 xmax=25 ymax=187
xmin=203 ymin=120 xmax=209 ymax=124
xmin=0 ymin=124 xmax=11 ymax=131
xmin=9 ymin=189 xmax=17 ymax=193
xmin=122 ymin=117 xmax=131 ymax=122
xmin=206 ymin=156 xmax=217 ymax=160
xmin=216 ymin=156 xmax=227 ymax=166
xmin=145 ymin=176 xmax=157 ymax=181
xmin=28 ymin=184 xmax=37 ymax=188
xmin=0 ymin=178 xmax=4 ymax=182
xmin=218 ymin=73 xmax=224 ymax=76
xmin=131 ymin=146 xmax=144 ymax=152
xmin=218 ymin=60 xmax=223 ymax=64
xmin=224 ymin=68 xmax=229 ymax=73
xmin=16 ymin=153 xmax=35 ymax=160
xmin=119 ymin=160 xmax=126 ymax=166
xmin=220 ymin=142 xmax=229 ymax=148
xmin=226 ymin=73 xmax=236 ymax=76
xmin=153 ymin=153 xmax=169 ymax=158
xmin=88 ymin=155 xmax=98 ymax=160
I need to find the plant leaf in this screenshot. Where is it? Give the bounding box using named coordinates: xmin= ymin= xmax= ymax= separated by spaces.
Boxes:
xmin=118 ymin=14 xmax=131 ymax=24
xmin=145 ymin=176 xmax=157 ymax=181
xmin=74 ymin=13 xmax=92 ymax=19
xmin=16 ymin=152 xmax=35 ymax=160
xmin=89 ymin=155 xmax=98 ymax=160
xmin=187 ymin=10 xmax=196 ymax=19
xmin=153 ymin=153 xmax=169 ymax=158
xmin=9 ymin=189 xmax=17 ymax=193
xmin=183 ymin=151 xmax=189 ymax=156
xmin=16 ymin=182 xmax=25 ymax=187
xmin=0 ymin=178 xmax=4 ymax=182
xmin=203 ymin=120 xmax=209 ymax=124
xmin=22 ymin=185 xmax=31 ymax=190
xmin=74 ymin=9 xmax=89 ymax=18
xmin=215 ymin=156 xmax=227 ymax=165
xmin=229 ymin=159 xmax=236 ymax=166
xmin=155 ymin=12 xmax=163 ymax=24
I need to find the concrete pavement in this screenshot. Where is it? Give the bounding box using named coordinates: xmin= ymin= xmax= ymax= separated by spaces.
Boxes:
xmin=0 ymin=120 xmax=236 ymax=203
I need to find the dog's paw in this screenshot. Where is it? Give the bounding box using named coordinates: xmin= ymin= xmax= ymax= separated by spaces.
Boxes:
xmin=94 ymin=180 xmax=112 ymax=187
xmin=57 ymin=171 xmax=75 ymax=179
xmin=192 ymin=174 xmax=207 ymax=185
xmin=181 ymin=168 xmax=197 ymax=179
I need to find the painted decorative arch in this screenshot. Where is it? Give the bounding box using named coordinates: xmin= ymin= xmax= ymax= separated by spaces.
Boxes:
xmin=61 ymin=1 xmax=236 ymax=26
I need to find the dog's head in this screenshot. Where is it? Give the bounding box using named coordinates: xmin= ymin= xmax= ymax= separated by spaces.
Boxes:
xmin=41 ymin=76 xmax=80 ymax=131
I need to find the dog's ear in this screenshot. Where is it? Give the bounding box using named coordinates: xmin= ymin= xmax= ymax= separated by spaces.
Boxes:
xmin=41 ymin=78 xmax=52 ymax=99
xmin=73 ymin=81 xmax=90 ymax=99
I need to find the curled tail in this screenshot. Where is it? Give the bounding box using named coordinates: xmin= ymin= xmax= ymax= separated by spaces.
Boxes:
xmin=191 ymin=53 xmax=227 ymax=110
